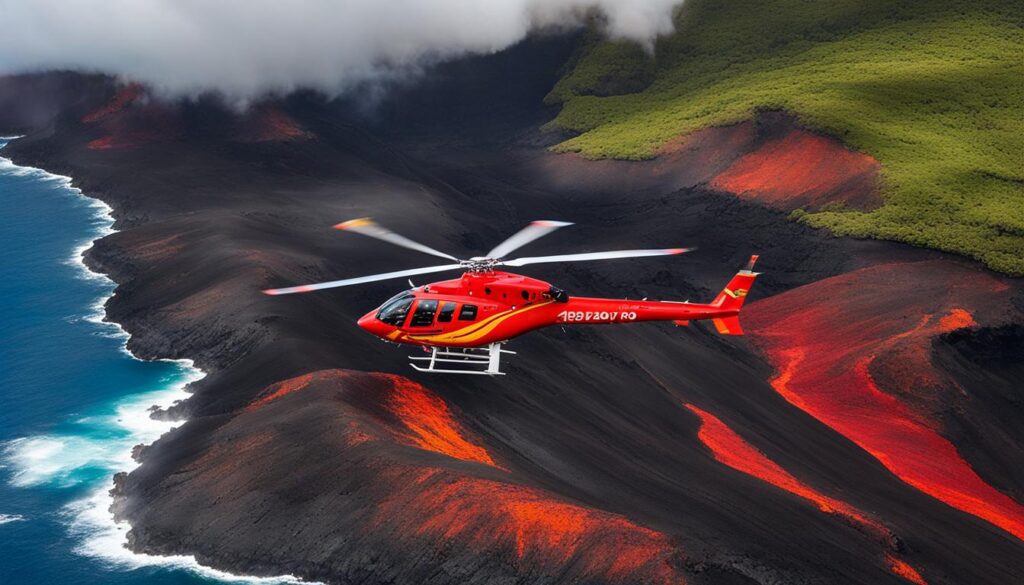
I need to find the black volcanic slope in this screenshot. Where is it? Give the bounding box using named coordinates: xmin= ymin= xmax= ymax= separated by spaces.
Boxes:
xmin=3 ymin=34 xmax=1022 ymax=585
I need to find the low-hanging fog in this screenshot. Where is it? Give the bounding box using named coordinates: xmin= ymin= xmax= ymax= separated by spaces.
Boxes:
xmin=0 ymin=0 xmax=683 ymax=100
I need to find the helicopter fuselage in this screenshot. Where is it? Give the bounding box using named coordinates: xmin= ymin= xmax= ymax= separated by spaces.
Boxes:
xmin=357 ymin=269 xmax=751 ymax=348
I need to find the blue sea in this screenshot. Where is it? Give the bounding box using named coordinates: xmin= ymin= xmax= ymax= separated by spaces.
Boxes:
xmin=0 ymin=138 xmax=302 ymax=584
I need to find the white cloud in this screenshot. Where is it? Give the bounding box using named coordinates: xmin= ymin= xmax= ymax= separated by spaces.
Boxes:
xmin=0 ymin=0 xmax=682 ymax=100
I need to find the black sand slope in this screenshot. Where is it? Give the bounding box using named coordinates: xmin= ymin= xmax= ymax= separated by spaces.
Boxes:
xmin=2 ymin=34 xmax=1021 ymax=585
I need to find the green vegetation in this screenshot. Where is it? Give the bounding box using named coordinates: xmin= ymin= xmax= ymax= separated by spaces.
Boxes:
xmin=546 ymin=0 xmax=1024 ymax=275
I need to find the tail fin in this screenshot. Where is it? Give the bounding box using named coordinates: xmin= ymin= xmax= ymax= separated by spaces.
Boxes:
xmin=709 ymin=255 xmax=760 ymax=335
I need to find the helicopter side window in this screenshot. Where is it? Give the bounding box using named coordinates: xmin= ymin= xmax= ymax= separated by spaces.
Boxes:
xmin=458 ymin=304 xmax=478 ymax=321
xmin=437 ymin=302 xmax=456 ymax=323
xmin=377 ymin=294 xmax=413 ymax=326
xmin=410 ymin=300 xmax=439 ymax=327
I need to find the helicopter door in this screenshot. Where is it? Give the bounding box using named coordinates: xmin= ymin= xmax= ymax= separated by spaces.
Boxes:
xmin=409 ymin=300 xmax=439 ymax=327
xmin=437 ymin=302 xmax=456 ymax=323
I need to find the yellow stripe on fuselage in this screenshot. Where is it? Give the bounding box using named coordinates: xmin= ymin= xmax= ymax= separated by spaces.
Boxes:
xmin=405 ymin=301 xmax=554 ymax=345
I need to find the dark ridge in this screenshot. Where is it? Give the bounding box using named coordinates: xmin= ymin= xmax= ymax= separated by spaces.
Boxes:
xmin=0 ymin=71 xmax=112 ymax=135
xmin=941 ymin=324 xmax=1024 ymax=366
xmin=933 ymin=324 xmax=1024 ymax=500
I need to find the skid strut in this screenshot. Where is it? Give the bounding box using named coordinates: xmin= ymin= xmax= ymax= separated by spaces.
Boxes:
xmin=409 ymin=343 xmax=515 ymax=375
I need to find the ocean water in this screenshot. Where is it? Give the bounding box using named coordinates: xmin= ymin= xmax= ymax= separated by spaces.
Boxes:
xmin=0 ymin=139 xmax=303 ymax=584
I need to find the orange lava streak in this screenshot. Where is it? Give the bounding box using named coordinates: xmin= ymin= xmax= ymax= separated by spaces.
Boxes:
xmin=710 ymin=129 xmax=880 ymax=210
xmin=938 ymin=308 xmax=976 ymax=332
xmin=82 ymin=84 xmax=143 ymax=123
xmin=374 ymin=467 xmax=681 ymax=584
xmin=745 ymin=262 xmax=1024 ymax=541
xmin=887 ymin=555 xmax=929 ymax=585
xmin=247 ymin=371 xmax=496 ymax=466
xmin=86 ymin=136 xmax=117 ymax=150
xmin=385 ymin=375 xmax=497 ymax=467
xmin=685 ymin=403 xmax=943 ymax=582
xmin=344 ymin=420 xmax=374 ymax=447
xmin=255 ymin=108 xmax=311 ymax=141
xmin=247 ymin=373 xmax=315 ymax=411
xmin=185 ymin=432 xmax=275 ymax=479
xmin=86 ymin=129 xmax=165 ymax=150
xmin=685 ymin=404 xmax=884 ymax=535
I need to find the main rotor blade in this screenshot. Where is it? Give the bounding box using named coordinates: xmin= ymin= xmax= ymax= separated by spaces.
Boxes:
xmin=486 ymin=220 xmax=573 ymax=259
xmin=263 ymin=263 xmax=463 ymax=296
xmin=335 ymin=218 xmax=459 ymax=261
xmin=503 ymin=247 xmax=693 ymax=267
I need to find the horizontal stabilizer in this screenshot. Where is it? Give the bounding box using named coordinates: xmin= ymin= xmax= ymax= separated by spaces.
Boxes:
xmin=712 ymin=316 xmax=744 ymax=336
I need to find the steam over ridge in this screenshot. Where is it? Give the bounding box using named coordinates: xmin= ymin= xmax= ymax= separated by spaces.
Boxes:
xmin=0 ymin=0 xmax=682 ymax=100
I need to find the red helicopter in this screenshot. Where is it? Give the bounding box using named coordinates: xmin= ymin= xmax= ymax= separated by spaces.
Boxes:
xmin=264 ymin=219 xmax=760 ymax=375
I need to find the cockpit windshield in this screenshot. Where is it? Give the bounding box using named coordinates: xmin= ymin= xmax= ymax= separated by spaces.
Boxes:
xmin=377 ymin=292 xmax=414 ymax=326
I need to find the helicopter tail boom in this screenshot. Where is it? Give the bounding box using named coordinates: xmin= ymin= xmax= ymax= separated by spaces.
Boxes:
xmin=553 ymin=255 xmax=760 ymax=335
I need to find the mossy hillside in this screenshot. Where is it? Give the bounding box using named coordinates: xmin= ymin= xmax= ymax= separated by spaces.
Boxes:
xmin=547 ymin=1 xmax=1024 ymax=275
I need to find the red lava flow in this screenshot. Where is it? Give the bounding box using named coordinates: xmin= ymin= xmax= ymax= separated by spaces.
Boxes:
xmin=684 ymin=403 xmax=885 ymax=535
xmin=247 ymin=371 xmax=497 ymax=466
xmin=745 ymin=261 xmax=1024 ymax=541
xmin=373 ymin=466 xmax=682 ymax=584
xmin=343 ymin=420 xmax=375 ymax=447
xmin=685 ymin=403 xmax=939 ymax=583
xmin=81 ymin=84 xmax=143 ymax=123
xmin=887 ymin=555 xmax=929 ymax=585
xmin=82 ymin=91 xmax=180 ymax=150
xmin=185 ymin=432 xmax=276 ymax=477
xmin=252 ymin=108 xmax=311 ymax=141
xmin=710 ymin=128 xmax=880 ymax=210
xmin=86 ymin=135 xmax=118 ymax=150
xmin=384 ymin=374 xmax=498 ymax=467
xmin=247 ymin=372 xmax=317 ymax=411
xmin=86 ymin=126 xmax=170 ymax=150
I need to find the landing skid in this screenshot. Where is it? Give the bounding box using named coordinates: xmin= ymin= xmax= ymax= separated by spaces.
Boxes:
xmin=409 ymin=343 xmax=515 ymax=375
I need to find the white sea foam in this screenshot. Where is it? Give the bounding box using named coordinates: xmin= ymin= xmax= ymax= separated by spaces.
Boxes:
xmin=3 ymin=435 xmax=126 ymax=488
xmin=67 ymin=490 xmax=307 ymax=583
xmin=1 ymin=376 xmax=197 ymax=488
xmin=0 ymin=156 xmax=75 ymax=186
xmin=0 ymin=514 xmax=27 ymax=525
xmin=1 ymin=144 xmax=317 ymax=584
